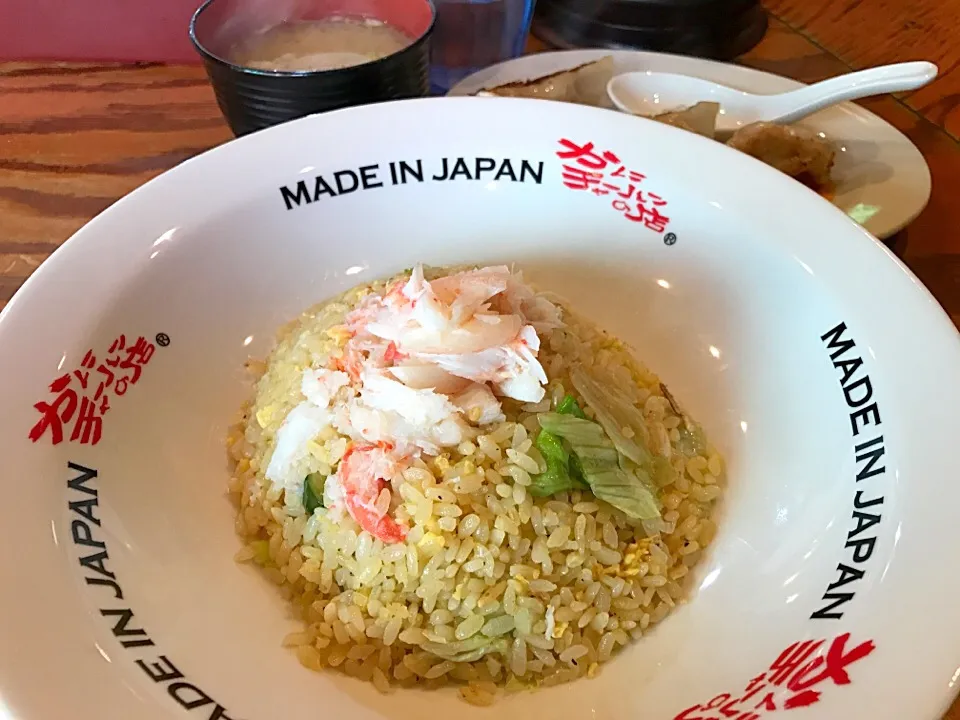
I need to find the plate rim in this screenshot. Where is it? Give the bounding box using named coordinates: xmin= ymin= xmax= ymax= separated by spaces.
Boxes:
xmin=447 ymin=48 xmax=933 ymax=240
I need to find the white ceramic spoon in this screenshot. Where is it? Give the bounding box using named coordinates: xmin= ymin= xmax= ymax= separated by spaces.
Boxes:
xmin=607 ymin=61 xmax=938 ymax=133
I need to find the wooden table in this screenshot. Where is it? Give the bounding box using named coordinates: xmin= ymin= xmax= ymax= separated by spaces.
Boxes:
xmin=1 ymin=8 xmax=959 ymax=319
xmin=0 ymin=5 xmax=958 ymax=711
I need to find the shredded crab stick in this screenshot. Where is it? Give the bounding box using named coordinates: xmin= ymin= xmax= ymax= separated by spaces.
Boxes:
xmin=336 ymin=368 xmax=468 ymax=454
xmin=327 ymin=443 xmax=408 ymax=543
xmin=265 ymin=264 xmax=563 ymax=543
xmin=345 ymin=265 xmax=561 ymax=403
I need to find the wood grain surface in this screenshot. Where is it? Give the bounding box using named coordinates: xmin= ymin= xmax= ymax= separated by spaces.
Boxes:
xmin=0 ymin=9 xmax=959 ymax=714
xmin=769 ymin=0 xmax=960 ymax=139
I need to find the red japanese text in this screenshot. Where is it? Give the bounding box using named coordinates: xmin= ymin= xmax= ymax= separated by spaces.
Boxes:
xmin=556 ymin=138 xmax=671 ymax=233
xmin=672 ymin=633 xmax=876 ymax=719
xmin=29 ymin=334 xmax=157 ymax=447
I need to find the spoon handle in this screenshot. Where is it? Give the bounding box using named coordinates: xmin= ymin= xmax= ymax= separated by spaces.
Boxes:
xmin=768 ymin=61 xmax=938 ymax=124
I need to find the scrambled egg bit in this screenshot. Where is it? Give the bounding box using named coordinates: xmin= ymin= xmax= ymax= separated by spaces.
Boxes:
xmin=509 ymin=567 xmax=540 ymax=592
xmin=433 ymin=454 xmax=451 ymax=473
xmin=324 ymin=325 xmax=351 ymax=346
xmin=596 ymin=538 xmax=654 ymax=579
xmin=542 ymin=605 xmax=569 ymax=640
xmin=417 ymin=532 xmax=445 ymax=557
xmin=256 ymin=406 xmax=276 ymax=429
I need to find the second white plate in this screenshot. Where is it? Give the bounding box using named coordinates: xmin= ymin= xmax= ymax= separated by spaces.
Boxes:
xmin=448 ymin=50 xmax=932 ymax=240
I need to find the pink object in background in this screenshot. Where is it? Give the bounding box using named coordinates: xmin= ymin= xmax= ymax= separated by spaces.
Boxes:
xmin=0 ymin=0 xmax=205 ymax=63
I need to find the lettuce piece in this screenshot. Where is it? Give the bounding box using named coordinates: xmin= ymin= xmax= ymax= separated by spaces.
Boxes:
xmin=529 ymin=430 xmax=586 ymax=496
xmin=537 ymin=428 xmax=568 ymax=464
xmin=570 ymin=453 xmax=586 ymax=486
xmin=538 ymin=412 xmax=610 ymax=447
xmin=652 ymin=455 xmax=678 ymax=487
xmin=587 ymin=468 xmax=662 ymax=520
xmin=570 ymin=366 xmax=652 ymax=466
xmin=557 ymin=394 xmax=587 ymax=419
xmin=537 ymin=408 xmax=661 ymax=520
xmin=572 ymin=444 xmax=620 ymax=473
xmin=575 ymin=445 xmax=661 ymax=521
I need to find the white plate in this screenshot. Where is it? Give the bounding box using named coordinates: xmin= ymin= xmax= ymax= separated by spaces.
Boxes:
xmin=448 ymin=50 xmax=932 ymax=240
xmin=1 ymin=97 xmax=959 ymax=720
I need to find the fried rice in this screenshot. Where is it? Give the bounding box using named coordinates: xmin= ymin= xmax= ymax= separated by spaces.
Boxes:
xmin=226 ymin=265 xmax=724 ymax=704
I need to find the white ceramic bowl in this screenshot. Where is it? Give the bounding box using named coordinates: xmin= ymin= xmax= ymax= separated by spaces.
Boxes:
xmin=2 ymin=97 xmax=959 ymax=720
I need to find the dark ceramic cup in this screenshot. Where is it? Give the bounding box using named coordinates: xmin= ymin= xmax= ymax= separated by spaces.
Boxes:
xmin=190 ymin=0 xmax=436 ymax=136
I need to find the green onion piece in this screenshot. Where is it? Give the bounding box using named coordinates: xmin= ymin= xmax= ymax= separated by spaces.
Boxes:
xmin=302 ymin=472 xmax=326 ymax=514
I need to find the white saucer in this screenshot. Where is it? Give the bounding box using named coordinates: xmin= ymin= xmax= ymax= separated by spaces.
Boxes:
xmin=449 ymin=50 xmax=932 ymax=240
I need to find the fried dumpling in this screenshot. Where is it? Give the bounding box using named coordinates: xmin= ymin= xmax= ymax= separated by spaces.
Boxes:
xmin=726 ymin=122 xmax=836 ymax=189
xmin=646 ymin=101 xmax=720 ymax=140
xmin=477 ymin=57 xmax=615 ymax=108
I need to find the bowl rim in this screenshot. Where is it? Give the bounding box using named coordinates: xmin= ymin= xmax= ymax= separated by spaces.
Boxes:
xmin=188 ymin=0 xmax=438 ymax=78
xmin=3 ymin=97 xmax=960 ymax=720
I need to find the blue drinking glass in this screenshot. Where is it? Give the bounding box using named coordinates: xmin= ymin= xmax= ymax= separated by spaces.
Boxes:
xmin=428 ymin=0 xmax=537 ymax=94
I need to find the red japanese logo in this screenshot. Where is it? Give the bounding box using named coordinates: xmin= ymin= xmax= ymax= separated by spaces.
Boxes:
xmin=556 ymin=138 xmax=670 ymax=233
xmin=674 ymin=633 xmax=876 ymax=719
xmin=29 ymin=334 xmax=165 ymax=446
